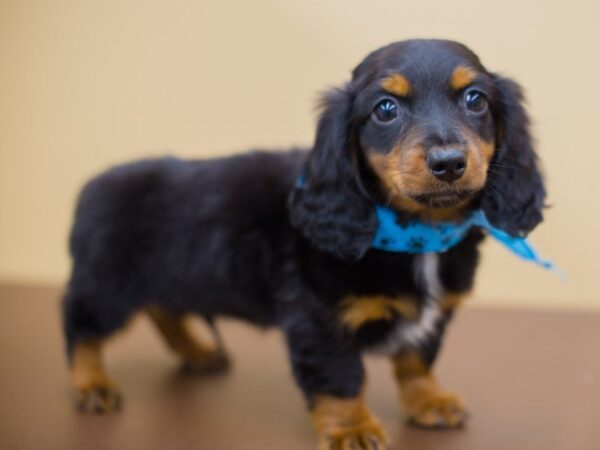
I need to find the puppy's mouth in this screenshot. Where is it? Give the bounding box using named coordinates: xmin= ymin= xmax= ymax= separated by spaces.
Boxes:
xmin=409 ymin=189 xmax=475 ymax=209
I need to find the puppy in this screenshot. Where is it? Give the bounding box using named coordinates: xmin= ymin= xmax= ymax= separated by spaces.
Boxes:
xmin=62 ymin=39 xmax=545 ymax=449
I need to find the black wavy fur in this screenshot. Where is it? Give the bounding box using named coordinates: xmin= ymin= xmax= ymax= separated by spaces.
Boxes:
xmin=482 ymin=75 xmax=546 ymax=236
xmin=63 ymin=40 xmax=545 ymax=406
xmin=288 ymin=87 xmax=378 ymax=262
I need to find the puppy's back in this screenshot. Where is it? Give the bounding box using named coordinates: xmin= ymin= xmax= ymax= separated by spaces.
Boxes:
xmin=65 ymin=150 xmax=306 ymax=329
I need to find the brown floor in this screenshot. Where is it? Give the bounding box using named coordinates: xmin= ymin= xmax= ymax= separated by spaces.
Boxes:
xmin=0 ymin=284 xmax=598 ymax=450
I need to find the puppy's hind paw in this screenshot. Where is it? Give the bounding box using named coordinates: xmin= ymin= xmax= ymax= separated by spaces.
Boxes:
xmin=74 ymin=381 xmax=122 ymax=414
xmin=179 ymin=350 xmax=231 ymax=376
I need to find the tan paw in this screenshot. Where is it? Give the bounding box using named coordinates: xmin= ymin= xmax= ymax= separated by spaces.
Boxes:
xmin=180 ymin=350 xmax=231 ymax=375
xmin=405 ymin=390 xmax=467 ymax=428
xmin=74 ymin=379 xmax=122 ymax=414
xmin=317 ymin=423 xmax=389 ymax=450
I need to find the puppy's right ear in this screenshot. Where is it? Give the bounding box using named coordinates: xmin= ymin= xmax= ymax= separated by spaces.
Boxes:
xmin=288 ymin=87 xmax=377 ymax=262
xmin=481 ymin=75 xmax=546 ymax=236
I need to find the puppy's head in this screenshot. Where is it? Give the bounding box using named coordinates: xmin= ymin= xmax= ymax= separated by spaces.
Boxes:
xmin=289 ymin=39 xmax=545 ymax=261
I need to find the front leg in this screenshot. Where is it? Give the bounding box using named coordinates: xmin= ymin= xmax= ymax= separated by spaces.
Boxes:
xmin=284 ymin=315 xmax=388 ymax=450
xmin=392 ymin=348 xmax=467 ymax=428
xmin=311 ymin=393 xmax=388 ymax=450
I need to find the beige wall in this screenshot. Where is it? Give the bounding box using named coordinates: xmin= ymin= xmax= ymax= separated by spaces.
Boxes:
xmin=1 ymin=0 xmax=598 ymax=310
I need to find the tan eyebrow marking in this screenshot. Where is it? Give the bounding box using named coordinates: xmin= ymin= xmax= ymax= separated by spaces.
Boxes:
xmin=450 ymin=66 xmax=477 ymax=90
xmin=381 ymin=74 xmax=411 ymax=97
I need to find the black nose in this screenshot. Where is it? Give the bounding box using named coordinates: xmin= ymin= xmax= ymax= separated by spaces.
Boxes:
xmin=426 ymin=148 xmax=467 ymax=183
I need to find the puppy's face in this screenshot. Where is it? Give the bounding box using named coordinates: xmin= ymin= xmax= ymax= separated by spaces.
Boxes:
xmin=291 ymin=39 xmax=544 ymax=261
xmin=353 ymin=41 xmax=496 ymax=214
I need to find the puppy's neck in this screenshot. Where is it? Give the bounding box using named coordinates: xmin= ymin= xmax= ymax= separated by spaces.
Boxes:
xmin=411 ymin=207 xmax=468 ymax=223
xmin=386 ymin=195 xmax=470 ymax=224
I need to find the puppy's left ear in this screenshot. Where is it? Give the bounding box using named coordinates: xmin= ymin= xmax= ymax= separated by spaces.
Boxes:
xmin=288 ymin=86 xmax=377 ymax=262
xmin=481 ymin=75 xmax=546 ymax=236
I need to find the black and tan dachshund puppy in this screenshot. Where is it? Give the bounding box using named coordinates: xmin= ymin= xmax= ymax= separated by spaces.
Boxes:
xmin=63 ymin=39 xmax=545 ymax=449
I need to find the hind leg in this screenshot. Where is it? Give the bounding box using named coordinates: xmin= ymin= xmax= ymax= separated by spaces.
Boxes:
xmin=63 ymin=287 xmax=136 ymax=413
xmin=70 ymin=340 xmax=122 ymax=413
xmin=147 ymin=307 xmax=230 ymax=374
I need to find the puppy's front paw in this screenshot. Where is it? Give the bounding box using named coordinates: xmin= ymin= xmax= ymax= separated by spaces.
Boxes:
xmin=312 ymin=395 xmax=389 ymax=450
xmin=317 ymin=423 xmax=388 ymax=450
xmin=403 ymin=383 xmax=467 ymax=428
xmin=74 ymin=379 xmax=122 ymax=414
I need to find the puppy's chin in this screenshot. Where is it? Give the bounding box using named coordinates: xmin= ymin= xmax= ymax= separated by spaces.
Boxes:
xmin=409 ymin=189 xmax=476 ymax=209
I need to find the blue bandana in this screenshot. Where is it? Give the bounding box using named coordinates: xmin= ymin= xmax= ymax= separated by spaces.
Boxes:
xmin=372 ymin=206 xmax=555 ymax=271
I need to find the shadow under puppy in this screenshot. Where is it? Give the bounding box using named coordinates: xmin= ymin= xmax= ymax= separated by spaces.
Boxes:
xmin=62 ymin=39 xmax=545 ymax=449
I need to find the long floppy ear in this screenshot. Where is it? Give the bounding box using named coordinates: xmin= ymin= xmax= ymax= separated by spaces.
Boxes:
xmin=288 ymin=87 xmax=377 ymax=262
xmin=481 ymin=75 xmax=546 ymax=236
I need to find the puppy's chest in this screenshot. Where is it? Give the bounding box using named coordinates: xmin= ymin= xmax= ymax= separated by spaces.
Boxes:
xmin=337 ymin=254 xmax=458 ymax=353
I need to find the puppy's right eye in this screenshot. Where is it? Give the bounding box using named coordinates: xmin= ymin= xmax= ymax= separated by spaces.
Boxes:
xmin=463 ymin=89 xmax=488 ymax=115
xmin=372 ymin=99 xmax=399 ymax=124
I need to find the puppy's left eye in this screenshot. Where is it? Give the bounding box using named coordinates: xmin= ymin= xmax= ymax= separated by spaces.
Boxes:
xmin=372 ymin=99 xmax=399 ymax=124
xmin=463 ymin=89 xmax=488 ymax=114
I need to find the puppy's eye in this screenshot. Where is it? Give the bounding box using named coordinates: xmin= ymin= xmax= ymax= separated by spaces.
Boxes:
xmin=463 ymin=89 xmax=488 ymax=114
xmin=372 ymin=99 xmax=399 ymax=124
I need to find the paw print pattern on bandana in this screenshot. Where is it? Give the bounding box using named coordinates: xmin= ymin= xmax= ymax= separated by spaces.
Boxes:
xmin=372 ymin=206 xmax=469 ymax=255
xmin=407 ymin=237 xmax=427 ymax=251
